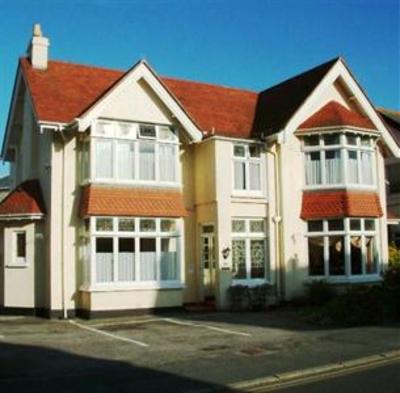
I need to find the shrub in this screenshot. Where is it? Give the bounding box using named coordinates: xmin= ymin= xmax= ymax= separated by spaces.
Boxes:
xmin=304 ymin=280 xmax=336 ymax=306
xmin=228 ymin=285 xmax=249 ymax=311
xmin=388 ymin=243 xmax=400 ymax=267
xmin=248 ymin=283 xmax=273 ymax=311
xmin=383 ymin=264 xmax=400 ymax=319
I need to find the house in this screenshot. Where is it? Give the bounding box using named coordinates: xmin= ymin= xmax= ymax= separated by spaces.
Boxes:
xmin=1 ymin=25 xmax=399 ymax=318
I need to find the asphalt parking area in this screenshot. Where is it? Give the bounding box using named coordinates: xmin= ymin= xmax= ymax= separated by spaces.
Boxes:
xmin=0 ymin=312 xmax=399 ymax=392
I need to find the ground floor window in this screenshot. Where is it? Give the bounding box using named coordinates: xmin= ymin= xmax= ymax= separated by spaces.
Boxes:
xmin=231 ymin=218 xmax=269 ymax=281
xmin=90 ymin=217 xmax=181 ymax=284
xmin=307 ymin=218 xmax=379 ymax=278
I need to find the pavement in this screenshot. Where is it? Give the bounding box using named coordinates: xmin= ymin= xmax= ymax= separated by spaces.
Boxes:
xmin=0 ymin=311 xmax=399 ymax=392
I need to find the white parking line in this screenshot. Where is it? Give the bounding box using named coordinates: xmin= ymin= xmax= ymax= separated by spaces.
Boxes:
xmin=162 ymin=318 xmax=251 ymax=337
xmin=69 ymin=320 xmax=149 ymax=347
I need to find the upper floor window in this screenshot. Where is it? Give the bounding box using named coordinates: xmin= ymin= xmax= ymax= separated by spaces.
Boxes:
xmin=303 ymin=133 xmax=375 ymax=188
xmin=387 ymin=162 xmax=400 ymax=195
xmin=89 ymin=120 xmax=179 ymax=185
xmin=233 ymin=144 xmax=262 ymax=193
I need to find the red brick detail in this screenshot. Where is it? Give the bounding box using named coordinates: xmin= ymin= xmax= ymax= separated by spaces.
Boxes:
xmin=300 ymin=190 xmax=383 ymax=219
xmin=20 ymin=58 xmax=258 ymax=139
xmin=299 ymin=101 xmax=376 ymax=131
xmin=80 ymin=185 xmax=188 ymax=218
xmin=0 ymin=179 xmax=46 ymax=216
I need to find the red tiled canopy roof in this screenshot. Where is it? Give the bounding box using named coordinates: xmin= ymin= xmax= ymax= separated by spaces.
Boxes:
xmin=301 ymin=190 xmax=383 ymax=220
xmin=299 ymin=101 xmax=376 ymax=131
xmin=0 ymin=179 xmax=46 ymax=218
xmin=20 ymin=56 xmax=342 ymax=139
xmin=80 ymin=185 xmax=188 ymax=218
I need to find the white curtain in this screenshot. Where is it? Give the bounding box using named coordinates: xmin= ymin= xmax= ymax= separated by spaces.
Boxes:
xmin=139 ymin=142 xmax=155 ymax=180
xmin=234 ymin=161 xmax=246 ymax=190
xmin=159 ymin=144 xmax=176 ymax=182
xmin=160 ymin=238 xmax=178 ymax=280
xmin=118 ymin=252 xmax=135 ymax=281
xmin=249 ymin=162 xmax=261 ymax=190
xmin=95 ymin=140 xmax=113 ymax=179
xmin=96 ymin=252 xmax=113 ymax=283
xmin=348 ymin=150 xmax=359 ymax=183
xmin=140 ymin=252 xmax=157 ymax=281
xmin=325 ymin=150 xmax=341 ymax=184
xmin=117 ymin=141 xmax=135 ymax=180
xmin=361 ymin=152 xmax=373 ymax=185
xmin=306 ymin=152 xmax=321 ymax=185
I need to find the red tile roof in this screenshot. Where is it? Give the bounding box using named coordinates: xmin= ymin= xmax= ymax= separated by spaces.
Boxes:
xmin=80 ymin=185 xmax=188 ymax=218
xmin=20 ymin=57 xmax=341 ymax=139
xmin=299 ymin=101 xmax=376 ymax=131
xmin=300 ymin=190 xmax=383 ymax=219
xmin=0 ymin=179 xmax=46 ymax=217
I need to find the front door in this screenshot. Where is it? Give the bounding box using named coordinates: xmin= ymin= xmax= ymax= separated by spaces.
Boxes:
xmin=201 ymin=225 xmax=216 ymax=299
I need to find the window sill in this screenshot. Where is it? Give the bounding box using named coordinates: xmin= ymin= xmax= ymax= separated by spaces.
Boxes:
xmin=305 ymin=275 xmax=382 ymax=285
xmin=80 ymin=282 xmax=185 ymax=292
xmin=232 ymin=279 xmax=271 ymax=287
xmin=86 ymin=179 xmax=182 ymax=189
xmin=231 ymin=192 xmax=266 ymax=200
xmin=304 ymin=184 xmax=377 ymax=191
xmin=6 ymin=263 xmax=29 ymax=269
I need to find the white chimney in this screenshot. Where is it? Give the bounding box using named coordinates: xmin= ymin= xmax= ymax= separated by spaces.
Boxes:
xmin=27 ymin=24 xmax=49 ymax=70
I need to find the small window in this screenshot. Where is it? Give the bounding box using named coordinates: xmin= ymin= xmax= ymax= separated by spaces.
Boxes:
xmin=140 ymin=219 xmax=156 ymax=232
xmin=350 ymin=219 xmax=361 ymax=231
xmin=139 ymin=124 xmax=156 ymax=139
xmin=324 ymin=134 xmax=340 ymax=146
xmin=346 ymin=135 xmax=358 ymax=145
xmin=116 ymin=122 xmax=136 ymax=139
xmin=232 ymin=220 xmax=246 ymax=232
xmin=308 ymin=221 xmax=323 ymax=232
xmin=96 ymin=218 xmax=113 ymax=232
xmin=234 ymin=145 xmax=246 ymax=157
xmin=96 ymin=121 xmax=114 ymax=137
xmin=118 ymin=218 xmax=135 ymax=232
xmin=328 ymin=219 xmax=344 ymax=231
xmin=365 ymin=219 xmax=375 ymax=231
xmin=15 ymin=232 xmax=26 ymax=263
xmin=202 ymin=225 xmax=214 ymax=234
xmin=159 ymin=126 xmax=177 ymax=141
xmin=361 ymin=136 xmax=371 ymax=147
xmin=249 ymin=145 xmax=261 ymax=158
xmin=161 ymin=219 xmax=176 ymax=232
xmin=250 ymin=220 xmax=264 ymax=233
xmin=304 ymin=135 xmax=320 ymax=146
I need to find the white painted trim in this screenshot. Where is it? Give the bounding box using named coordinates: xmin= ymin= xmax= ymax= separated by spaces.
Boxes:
xmin=0 ymin=214 xmax=44 ymax=221
xmin=75 ymin=60 xmax=203 ymax=142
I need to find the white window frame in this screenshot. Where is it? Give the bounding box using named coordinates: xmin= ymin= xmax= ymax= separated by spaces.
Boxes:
xmin=11 ymin=230 xmax=28 ymax=267
xmin=232 ymin=144 xmax=265 ymax=197
xmin=302 ymin=132 xmax=377 ymax=190
xmin=87 ymin=216 xmax=183 ymax=290
xmin=89 ymin=119 xmax=180 ymax=187
xmin=306 ymin=217 xmax=381 ymax=283
xmin=231 ymin=218 xmax=269 ymax=284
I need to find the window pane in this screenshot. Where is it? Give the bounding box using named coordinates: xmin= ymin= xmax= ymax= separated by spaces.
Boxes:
xmin=365 ymin=220 xmax=375 ymax=231
xmin=361 ymin=136 xmax=371 ymax=147
xmin=308 ymin=221 xmax=323 ymax=232
xmin=346 ymin=135 xmax=357 ymax=145
xmin=232 ymin=240 xmax=246 ymax=279
xmin=234 ymin=145 xmax=245 ymax=157
xmin=96 ymin=121 xmax=114 ymax=137
xmin=304 ymin=135 xmax=319 ymax=146
xmin=249 ymin=145 xmax=261 ymax=158
xmin=328 ymin=219 xmax=344 ymax=231
xmin=365 ymin=236 xmax=378 ymax=274
xmin=361 ymin=151 xmax=373 ymax=185
xmin=16 ymin=233 xmax=26 ymax=258
xmin=350 ymin=219 xmax=361 ymax=231
xmin=232 ymin=220 xmax=246 ymax=232
xmin=325 ymin=150 xmax=342 ymax=184
xmin=96 ymin=238 xmax=113 ymax=283
xmin=234 ymin=161 xmax=246 ymax=190
xmin=328 ymin=236 xmax=345 ymax=275
xmin=116 ymin=122 xmax=136 ymax=139
xmin=140 ymin=238 xmax=157 ymax=281
xmin=347 ymin=150 xmax=359 ymax=183
xmin=161 ymin=219 xmax=176 ymax=232
xmin=161 ymin=238 xmax=178 ymax=280
xmin=324 ymin=134 xmax=340 ymax=146
xmin=250 ymin=220 xmax=264 ymax=233
xmin=249 ymin=162 xmax=261 ymax=190
xmin=139 ymin=142 xmax=155 ymax=180
xmin=139 ymin=124 xmax=156 ymax=138
xmin=140 ymin=219 xmax=156 ymax=232
xmin=117 ymin=141 xmax=135 ymax=180
xmin=96 ymin=218 xmax=113 ymax=232
xmin=118 ymin=238 xmax=135 ymax=281
xmin=350 ymin=236 xmax=362 ymax=275
xmin=118 ymin=218 xmax=135 ymax=232
xmin=95 ymin=140 xmax=113 ymax=178
xmin=250 ymin=239 xmax=265 ymax=279
xmin=159 ymin=144 xmax=176 ymax=182
xmin=308 ymin=237 xmax=324 ymax=276
xmin=306 ymin=152 xmax=321 ymax=185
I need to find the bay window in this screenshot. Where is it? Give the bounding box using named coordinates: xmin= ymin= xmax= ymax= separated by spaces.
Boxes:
xmin=307 ymin=218 xmax=379 ymax=279
xmin=89 ymin=120 xmax=179 ymax=185
xmin=303 ymin=133 xmax=376 ymax=187
xmin=89 ymin=217 xmax=181 ymax=286
xmin=233 ymin=144 xmax=263 ymax=193
xmin=231 ymin=218 xmax=269 ymax=281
